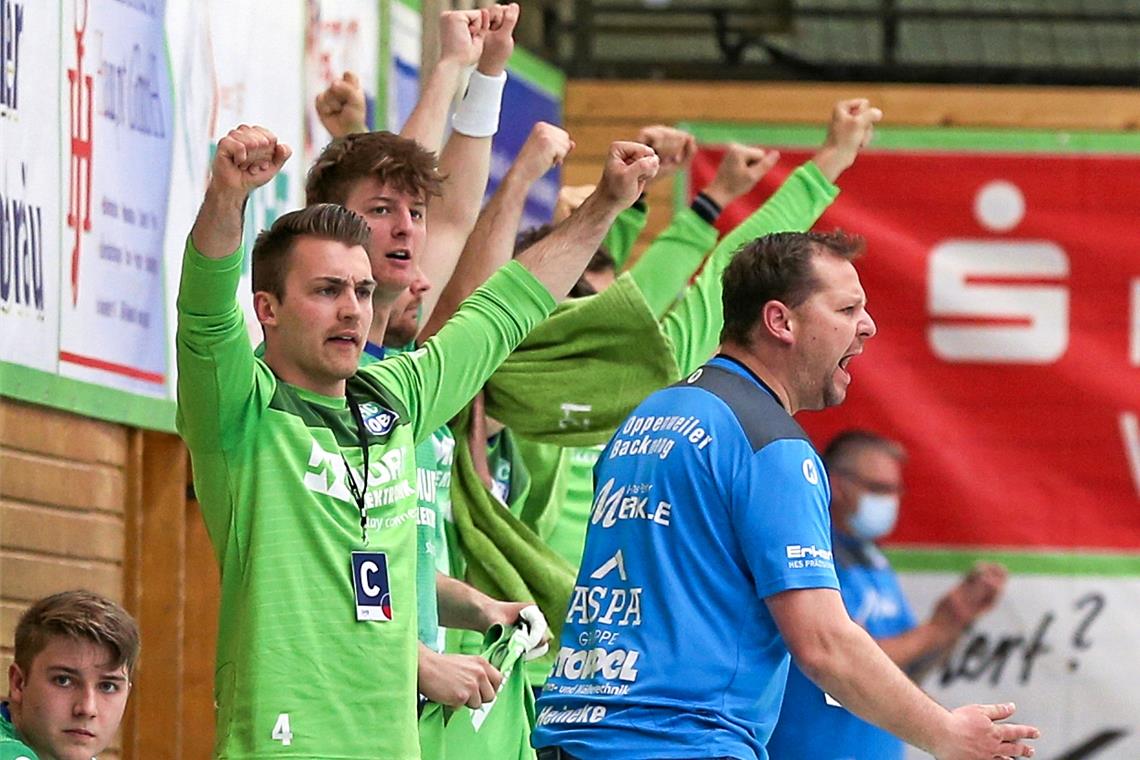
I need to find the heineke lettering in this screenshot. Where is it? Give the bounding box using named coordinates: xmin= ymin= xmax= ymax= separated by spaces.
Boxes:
xmin=0 ymin=162 xmax=46 ymax=314
xmin=0 ymin=0 xmax=23 ymax=114
xmin=536 ymin=705 xmax=607 ymax=726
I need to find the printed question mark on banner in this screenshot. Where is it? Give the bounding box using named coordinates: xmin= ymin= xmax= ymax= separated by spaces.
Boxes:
xmin=1071 ymin=592 xmax=1106 ymax=651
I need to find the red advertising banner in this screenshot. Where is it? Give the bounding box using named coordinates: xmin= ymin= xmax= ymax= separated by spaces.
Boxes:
xmin=689 ymin=140 xmax=1139 ymax=552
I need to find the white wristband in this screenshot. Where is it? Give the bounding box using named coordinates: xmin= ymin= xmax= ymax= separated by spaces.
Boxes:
xmin=451 ymin=69 xmax=507 ymax=138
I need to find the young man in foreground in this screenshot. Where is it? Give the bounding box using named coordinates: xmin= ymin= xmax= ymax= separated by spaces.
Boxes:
xmin=2 ymin=590 xmax=139 ymax=760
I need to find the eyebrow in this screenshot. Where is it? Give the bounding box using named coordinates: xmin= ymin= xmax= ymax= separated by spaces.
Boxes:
xmin=365 ymin=194 xmax=427 ymax=208
xmin=312 ymin=276 xmax=376 ymax=288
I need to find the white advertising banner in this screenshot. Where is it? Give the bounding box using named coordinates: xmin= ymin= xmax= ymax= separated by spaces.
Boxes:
xmin=1 ymin=0 xmax=61 ymax=373
xmin=900 ymin=572 xmax=1140 ymax=759
xmin=163 ymin=0 xmax=307 ymax=350
xmin=303 ymin=0 xmax=381 ymax=166
xmin=56 ymin=0 xmax=173 ymax=398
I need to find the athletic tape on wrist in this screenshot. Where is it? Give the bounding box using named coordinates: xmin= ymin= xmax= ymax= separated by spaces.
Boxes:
xmin=451 ymin=70 xmax=507 ymax=138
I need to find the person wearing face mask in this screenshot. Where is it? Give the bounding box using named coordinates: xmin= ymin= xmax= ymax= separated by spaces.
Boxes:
xmin=767 ymin=430 xmax=1008 ymax=760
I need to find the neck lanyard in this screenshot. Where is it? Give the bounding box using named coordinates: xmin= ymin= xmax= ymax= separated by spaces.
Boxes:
xmin=342 ymin=393 xmax=371 ymax=545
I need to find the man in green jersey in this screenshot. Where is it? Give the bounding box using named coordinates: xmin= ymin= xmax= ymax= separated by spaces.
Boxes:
xmin=2 ymin=591 xmax=139 ymax=760
xmin=177 ymin=124 xmax=657 ymax=759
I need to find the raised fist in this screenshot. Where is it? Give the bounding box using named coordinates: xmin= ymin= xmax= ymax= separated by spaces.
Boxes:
xmin=814 ymin=98 xmax=883 ymax=181
xmin=703 ymin=143 xmax=780 ymax=208
xmin=511 ymin=121 xmax=574 ymax=185
xmin=636 ymin=125 xmax=696 ymax=181
xmin=479 ymin=3 xmax=519 ymax=76
xmin=439 ymin=9 xmax=488 ymax=68
xmin=595 ymin=141 xmax=660 ymax=209
xmin=315 ymin=71 xmax=367 ymax=139
xmin=210 ymin=125 xmax=291 ymax=196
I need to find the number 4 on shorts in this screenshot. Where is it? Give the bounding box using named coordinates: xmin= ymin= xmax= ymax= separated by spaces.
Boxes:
xmin=272 ymin=713 xmax=293 ymax=746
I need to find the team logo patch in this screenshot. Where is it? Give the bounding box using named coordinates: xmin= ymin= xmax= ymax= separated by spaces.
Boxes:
xmin=802 ymin=458 xmax=820 ymax=485
xmin=351 ymin=551 xmax=393 ymax=621
xmin=359 ymin=402 xmax=398 ymax=436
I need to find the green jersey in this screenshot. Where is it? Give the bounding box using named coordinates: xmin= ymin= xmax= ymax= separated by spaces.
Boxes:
xmin=0 ymin=705 xmax=37 ymax=760
xmin=175 ymin=240 xmax=554 ymax=760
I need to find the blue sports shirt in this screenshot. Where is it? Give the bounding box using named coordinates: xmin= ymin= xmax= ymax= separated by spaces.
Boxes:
xmin=533 ymin=356 xmax=840 ymax=760
xmin=767 ymin=534 xmax=917 ymax=760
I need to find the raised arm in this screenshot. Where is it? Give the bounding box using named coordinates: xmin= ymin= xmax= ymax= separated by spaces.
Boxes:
xmin=399 ymin=9 xmax=486 ymax=154
xmin=769 ymin=588 xmax=1038 ymax=760
xmin=516 ymin=141 xmax=658 ymax=297
xmin=419 ymin=3 xmax=519 ymax=324
xmin=189 ymin=126 xmax=292 ymax=258
xmin=177 ymin=126 xmax=290 ymax=502
xmin=419 ymin=121 xmax=573 ymax=340
xmin=315 ymin=71 xmax=368 ymax=139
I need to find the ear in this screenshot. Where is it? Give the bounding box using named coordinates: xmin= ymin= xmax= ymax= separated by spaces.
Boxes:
xmin=253 ymin=291 xmax=280 ymax=328
xmin=759 ymin=300 xmax=795 ymax=346
xmin=9 ymin=662 xmax=26 ymax=705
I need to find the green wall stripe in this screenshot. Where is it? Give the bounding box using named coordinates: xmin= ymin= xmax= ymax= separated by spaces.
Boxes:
xmin=507 ymin=47 xmax=565 ymax=99
xmin=678 ymin=122 xmax=1140 ymax=155
xmin=886 ymin=548 xmax=1140 ymax=577
xmin=1 ymin=362 xmax=176 ymax=432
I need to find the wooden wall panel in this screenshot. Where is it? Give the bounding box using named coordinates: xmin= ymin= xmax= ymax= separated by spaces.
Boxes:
xmin=0 ymin=397 xmax=132 ymax=753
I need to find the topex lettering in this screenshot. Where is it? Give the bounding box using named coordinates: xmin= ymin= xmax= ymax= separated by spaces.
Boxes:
xmin=552 ymin=646 xmax=641 ymax=682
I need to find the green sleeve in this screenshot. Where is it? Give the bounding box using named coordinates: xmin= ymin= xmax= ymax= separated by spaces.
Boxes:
xmin=603 ymin=204 xmax=648 ymax=270
xmin=626 ymin=206 xmax=718 ymax=319
xmin=357 ymin=261 xmax=556 ymax=444
xmin=174 ymin=237 xmax=268 ymax=454
xmin=660 ymin=161 xmax=840 ymax=375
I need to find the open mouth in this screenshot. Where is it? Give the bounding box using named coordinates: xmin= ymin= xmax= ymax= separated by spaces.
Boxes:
xmin=384 ymin=249 xmax=411 ymax=261
xmin=327 ymin=334 xmax=359 ymax=347
xmin=837 ymin=352 xmax=858 ymax=380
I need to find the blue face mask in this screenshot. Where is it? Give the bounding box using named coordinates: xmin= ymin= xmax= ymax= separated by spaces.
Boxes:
xmin=847 ymin=492 xmax=899 ymax=541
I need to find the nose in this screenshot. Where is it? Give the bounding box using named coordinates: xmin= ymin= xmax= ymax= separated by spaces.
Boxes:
xmin=339 ymin=288 xmax=365 ymax=323
xmin=73 ymin=685 xmax=98 ymax=718
xmin=860 ymin=308 xmax=877 ymax=340
xmin=390 ymin=205 xmax=413 ymax=237
xmin=410 ymin=268 xmax=431 ymax=296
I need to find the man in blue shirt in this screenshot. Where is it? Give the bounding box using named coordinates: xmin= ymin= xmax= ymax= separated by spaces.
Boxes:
xmin=768 ymin=430 xmax=1008 ymax=760
xmin=533 ymin=213 xmax=1040 ymax=756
